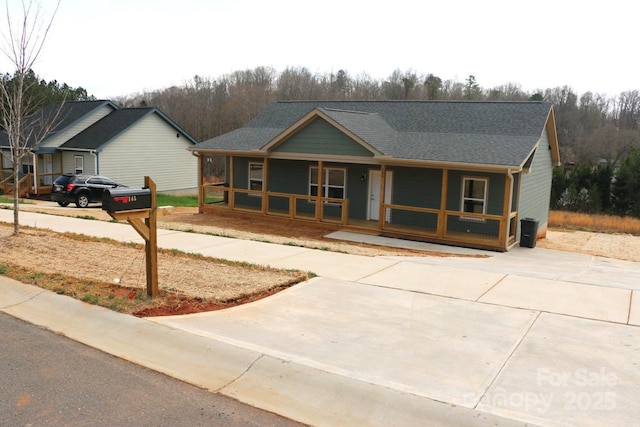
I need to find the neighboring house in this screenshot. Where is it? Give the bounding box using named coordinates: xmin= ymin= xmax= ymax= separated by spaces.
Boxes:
xmin=0 ymin=100 xmax=198 ymax=196
xmin=191 ymin=101 xmax=560 ymax=251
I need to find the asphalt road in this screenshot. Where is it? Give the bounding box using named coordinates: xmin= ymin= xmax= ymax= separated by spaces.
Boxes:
xmin=0 ymin=312 xmax=303 ymax=427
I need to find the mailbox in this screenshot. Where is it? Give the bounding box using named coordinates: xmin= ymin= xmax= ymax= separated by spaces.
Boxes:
xmin=102 ymin=187 xmax=152 ymax=212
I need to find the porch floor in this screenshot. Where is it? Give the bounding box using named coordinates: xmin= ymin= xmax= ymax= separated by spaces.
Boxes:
xmin=325 ymin=230 xmax=494 ymax=256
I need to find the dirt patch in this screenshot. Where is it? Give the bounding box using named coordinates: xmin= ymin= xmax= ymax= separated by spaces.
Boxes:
xmin=18 ymin=201 xmax=453 ymax=257
xmin=0 ymin=225 xmax=309 ymax=317
xmin=537 ymin=229 xmax=640 ymax=263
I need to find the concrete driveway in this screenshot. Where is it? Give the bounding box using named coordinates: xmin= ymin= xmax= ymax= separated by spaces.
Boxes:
xmin=151 ymin=243 xmax=640 ymax=426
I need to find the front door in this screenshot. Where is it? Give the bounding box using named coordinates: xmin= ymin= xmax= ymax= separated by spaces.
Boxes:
xmin=368 ymin=170 xmax=392 ymax=221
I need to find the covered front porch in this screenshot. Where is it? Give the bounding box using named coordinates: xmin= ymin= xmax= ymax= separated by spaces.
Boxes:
xmin=197 ymin=156 xmax=519 ymax=251
xmin=0 ymin=150 xmax=61 ymax=197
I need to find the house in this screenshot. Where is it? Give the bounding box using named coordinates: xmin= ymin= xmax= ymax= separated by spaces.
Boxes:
xmin=0 ymin=100 xmax=198 ymax=196
xmin=190 ymin=101 xmax=560 ymax=251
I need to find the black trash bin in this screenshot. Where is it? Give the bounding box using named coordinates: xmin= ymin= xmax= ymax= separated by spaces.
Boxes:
xmin=520 ymin=218 xmax=539 ymax=248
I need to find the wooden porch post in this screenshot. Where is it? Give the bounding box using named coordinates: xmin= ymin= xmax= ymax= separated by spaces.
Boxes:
xmin=316 ymin=161 xmax=323 ymax=221
xmin=262 ymin=158 xmax=269 ymax=214
xmin=499 ymin=170 xmax=513 ymax=249
xmin=229 ymin=156 xmax=235 ymax=209
xmin=378 ymin=164 xmax=387 ymax=230
xmin=437 ymin=169 xmax=448 ymax=238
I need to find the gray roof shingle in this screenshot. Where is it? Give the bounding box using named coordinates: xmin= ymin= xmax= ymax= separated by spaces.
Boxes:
xmin=197 ymin=100 xmax=553 ymax=167
xmin=0 ymin=100 xmax=116 ymax=148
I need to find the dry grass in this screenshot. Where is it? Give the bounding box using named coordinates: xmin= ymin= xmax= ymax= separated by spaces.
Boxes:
xmin=548 ymin=210 xmax=640 ymax=235
xmin=0 ymin=224 xmax=310 ymax=316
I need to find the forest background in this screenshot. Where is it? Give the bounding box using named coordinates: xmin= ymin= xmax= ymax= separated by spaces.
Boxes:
xmin=4 ymin=66 xmax=640 ymax=217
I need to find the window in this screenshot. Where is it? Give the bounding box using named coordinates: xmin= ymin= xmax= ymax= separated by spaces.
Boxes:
xmin=21 ymin=156 xmax=34 ymax=174
xmin=461 ymin=177 xmax=487 ymax=215
xmin=310 ymin=167 xmax=346 ymax=200
xmin=74 ymin=156 xmax=84 ymax=174
xmin=248 ymin=162 xmax=263 ymax=193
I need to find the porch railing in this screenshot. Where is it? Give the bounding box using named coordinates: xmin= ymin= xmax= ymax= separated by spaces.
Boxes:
xmin=201 ymin=184 xmax=515 ymax=250
xmin=0 ymin=173 xmax=33 ymax=197
xmin=202 ymin=184 xmax=349 ymax=225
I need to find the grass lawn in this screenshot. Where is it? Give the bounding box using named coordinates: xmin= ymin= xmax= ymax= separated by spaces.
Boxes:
xmin=0 ymin=196 xmax=30 ymax=204
xmin=156 ymin=194 xmax=199 ymax=207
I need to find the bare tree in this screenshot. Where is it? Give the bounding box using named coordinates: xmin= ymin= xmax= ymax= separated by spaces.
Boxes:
xmin=614 ymin=90 xmax=640 ymax=130
xmin=0 ymin=0 xmax=61 ymax=234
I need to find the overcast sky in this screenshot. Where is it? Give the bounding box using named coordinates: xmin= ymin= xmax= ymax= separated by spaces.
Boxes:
xmin=2 ymin=0 xmax=638 ymax=99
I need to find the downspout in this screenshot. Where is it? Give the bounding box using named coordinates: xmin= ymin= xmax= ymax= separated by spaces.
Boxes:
xmin=90 ymin=151 xmax=98 ymax=174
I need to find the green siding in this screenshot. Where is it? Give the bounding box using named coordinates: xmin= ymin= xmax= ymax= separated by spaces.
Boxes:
xmin=517 ymin=132 xmax=553 ymax=239
xmin=268 ymin=159 xmax=309 ymax=194
xmin=272 ymin=118 xmax=374 ymax=157
xmin=393 ymin=167 xmax=442 ymax=209
xmin=233 ymin=157 xmax=262 ymax=209
xmin=389 ymin=167 xmax=442 ymax=229
xmin=346 ymin=164 xmax=371 ymax=220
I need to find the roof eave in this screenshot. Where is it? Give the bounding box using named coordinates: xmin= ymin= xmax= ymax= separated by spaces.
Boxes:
xmin=546 ymin=106 xmax=561 ymax=166
xmin=191 ymin=148 xmax=518 ymax=172
xmin=57 ymin=147 xmax=100 ymax=153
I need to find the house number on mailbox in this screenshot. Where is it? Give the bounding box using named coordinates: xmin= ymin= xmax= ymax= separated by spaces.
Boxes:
xmin=113 ymin=196 xmax=137 ymax=203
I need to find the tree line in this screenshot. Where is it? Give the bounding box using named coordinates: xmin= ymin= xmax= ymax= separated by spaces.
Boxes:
xmin=1 ymin=69 xmax=94 ymax=113
xmin=5 ymin=66 xmax=640 ymax=218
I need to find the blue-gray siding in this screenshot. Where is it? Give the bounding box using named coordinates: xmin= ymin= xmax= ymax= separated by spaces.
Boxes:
xmin=517 ymin=131 xmax=553 ymax=239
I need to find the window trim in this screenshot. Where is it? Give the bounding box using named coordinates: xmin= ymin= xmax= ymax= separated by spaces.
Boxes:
xmin=309 ymin=166 xmax=346 ymax=204
xmin=74 ymin=155 xmax=84 ymax=174
xmin=460 ymin=176 xmax=488 ymax=221
xmin=248 ymin=161 xmax=264 ymax=196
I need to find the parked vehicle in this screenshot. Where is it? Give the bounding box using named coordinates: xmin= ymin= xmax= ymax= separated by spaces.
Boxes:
xmin=51 ymin=174 xmax=125 ymax=208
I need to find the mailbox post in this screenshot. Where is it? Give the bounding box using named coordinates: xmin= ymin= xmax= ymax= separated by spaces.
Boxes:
xmin=102 ymin=176 xmax=158 ymax=298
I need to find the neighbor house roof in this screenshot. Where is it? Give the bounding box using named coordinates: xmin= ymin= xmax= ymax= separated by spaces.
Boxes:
xmin=0 ymin=100 xmax=116 ymax=149
xmin=58 ymin=107 xmax=197 ymax=151
xmin=1 ymin=101 xmax=198 ymax=151
xmin=195 ymin=100 xmax=558 ymax=168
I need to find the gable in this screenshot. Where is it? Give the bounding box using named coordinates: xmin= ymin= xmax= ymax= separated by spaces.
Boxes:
xmin=59 ymin=108 xmax=197 ymax=152
xmin=39 ymin=103 xmax=116 ymax=149
xmin=271 ymin=118 xmax=375 ymax=157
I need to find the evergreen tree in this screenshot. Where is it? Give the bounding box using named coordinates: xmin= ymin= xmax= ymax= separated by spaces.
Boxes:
xmin=613 ymin=147 xmax=640 ymax=217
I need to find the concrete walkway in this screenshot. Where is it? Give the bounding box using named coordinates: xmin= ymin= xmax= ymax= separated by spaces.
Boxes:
xmin=2 ymin=208 xmax=640 ymax=426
